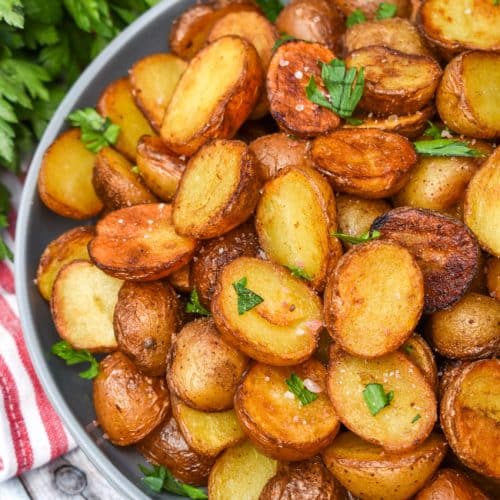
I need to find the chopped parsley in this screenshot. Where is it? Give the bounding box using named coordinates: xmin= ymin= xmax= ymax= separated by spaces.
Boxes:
xmin=287 ymin=265 xmax=312 ymax=281
xmin=412 ymin=414 xmax=421 ymax=424
xmin=363 ymin=383 xmax=394 ymax=416
xmin=346 ymin=9 xmax=366 ymax=27
xmin=233 ymin=277 xmax=264 ymax=315
xmin=185 ymin=289 xmax=210 ymax=316
xmin=286 ymin=373 xmax=318 ymax=405
xmin=139 ymin=465 xmax=207 ymax=498
xmin=376 ymin=2 xmax=397 ymax=19
xmin=331 ymin=229 xmax=381 ymax=245
xmin=51 ymin=340 xmax=99 ymax=379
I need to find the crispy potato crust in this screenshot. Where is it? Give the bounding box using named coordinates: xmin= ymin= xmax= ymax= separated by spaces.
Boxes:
xmin=168 ymin=264 xmax=192 ymax=294
xmin=400 ymin=334 xmax=438 ymax=391
xmin=486 ymin=257 xmax=500 ymax=300
xmin=333 ymin=0 xmax=411 ymax=19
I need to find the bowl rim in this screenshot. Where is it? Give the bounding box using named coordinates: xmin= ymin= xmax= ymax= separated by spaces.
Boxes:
xmin=14 ymin=1 xmax=181 ymax=498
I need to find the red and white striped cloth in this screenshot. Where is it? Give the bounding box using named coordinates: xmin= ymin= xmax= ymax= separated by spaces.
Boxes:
xmin=0 ymin=171 xmax=75 ymax=482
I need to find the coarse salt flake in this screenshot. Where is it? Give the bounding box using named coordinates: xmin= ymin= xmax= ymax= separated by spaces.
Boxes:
xmin=313 ymin=15 xmax=321 ymax=22
xmin=279 ymin=59 xmax=290 ymax=67
xmin=294 ymin=70 xmax=303 ymax=79
xmin=284 ymin=391 xmax=295 ymax=400
xmin=264 ymin=376 xmax=270 ymax=382
xmin=295 ymin=104 xmax=304 ymax=111
xmin=118 ymin=219 xmax=124 ymax=224
xmin=303 ymin=378 xmax=322 ymax=393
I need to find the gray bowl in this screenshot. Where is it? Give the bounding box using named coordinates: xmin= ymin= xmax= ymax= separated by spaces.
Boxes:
xmin=15 ymin=1 xmax=195 ymax=498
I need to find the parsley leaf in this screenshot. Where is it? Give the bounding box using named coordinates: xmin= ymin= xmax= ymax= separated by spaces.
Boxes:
xmin=423 ymin=121 xmax=444 ymax=140
xmin=331 ymin=229 xmax=380 ymax=245
xmin=363 ymin=383 xmax=394 ymax=415
xmin=494 ymin=0 xmax=500 ymax=5
xmin=413 ymin=139 xmax=483 ymax=158
xmin=185 ymin=289 xmax=210 ymax=316
xmin=51 ymin=340 xmax=99 ymax=379
xmin=286 ymin=373 xmax=318 ymax=405
xmin=403 ymin=343 xmax=413 ymax=354
xmin=0 ymin=0 xmax=24 ymax=29
xmin=346 ymin=8 xmax=366 ymax=27
xmin=130 ymin=165 xmax=140 ymax=175
xmin=272 ymin=33 xmax=296 ymax=51
xmin=345 ymin=117 xmax=363 ymax=125
xmin=233 ymin=277 xmax=264 ymax=315
xmin=287 ymin=265 xmax=312 ymax=281
xmin=412 ymin=414 xmax=421 ymax=423
xmin=255 ymin=0 xmax=284 ymax=22
xmin=139 ymin=465 xmax=208 ymax=498
xmin=376 ymin=2 xmax=397 ymax=19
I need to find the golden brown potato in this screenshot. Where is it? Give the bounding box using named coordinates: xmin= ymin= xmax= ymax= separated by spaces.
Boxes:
xmin=168 ymin=264 xmax=192 ymax=294
xmin=334 ymin=0 xmax=411 ymax=19
xmin=312 ymin=129 xmax=417 ymax=198
xmin=256 ymin=166 xmax=337 ymax=291
xmin=92 ymin=147 xmax=157 ymax=210
xmin=209 ymin=441 xmax=279 ymax=500
xmin=345 ymin=46 xmax=442 ymax=115
xmin=327 ymin=349 xmax=437 ymax=452
xmin=191 ymin=222 xmax=259 ymax=308
xmin=212 ymin=257 xmax=323 ymax=366
xmin=371 ymin=207 xmax=480 ymax=313
xmin=135 ymin=136 xmax=185 ymax=202
xmin=96 ymin=78 xmax=155 ymax=161
xmin=235 ymin=360 xmax=340 ymax=461
xmin=436 ymin=52 xmax=500 ymax=139
xmin=322 ymin=432 xmax=447 ymax=500
xmin=464 ymin=147 xmax=500 ymax=256
xmin=36 ymin=226 xmax=94 ymax=301
xmin=113 ymin=281 xmax=181 ymax=376
xmin=89 ymin=203 xmax=196 ymax=281
xmin=173 ymin=140 xmax=260 ymax=239
xmin=401 ymin=334 xmax=438 ymax=391
xmin=440 ymin=359 xmax=500 ymax=478
xmin=93 ymin=352 xmax=169 ymax=446
xmin=267 ymin=41 xmax=341 ymax=137
xmin=129 ymin=53 xmax=187 ymax=131
xmin=429 ymin=292 xmax=500 ymax=360
xmin=487 ymin=257 xmax=500 ymax=300
xmin=51 ymin=260 xmax=122 ymax=352
xmin=161 ymin=36 xmax=263 ymax=156
xmin=138 ymin=415 xmax=215 ymax=486
xmin=38 ymin=129 xmax=103 ymax=219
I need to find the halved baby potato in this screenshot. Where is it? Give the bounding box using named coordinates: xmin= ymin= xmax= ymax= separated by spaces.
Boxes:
xmin=235 ymin=360 xmax=340 ymax=461
xmin=173 ymin=140 xmax=261 ymax=239
xmin=212 ymin=257 xmax=323 ymax=366
xmin=400 ymin=334 xmax=438 ymax=391
xmin=50 ymin=260 xmax=122 ymax=352
xmin=89 ymin=203 xmax=196 ymax=281
xmin=168 ymin=264 xmax=192 ymax=294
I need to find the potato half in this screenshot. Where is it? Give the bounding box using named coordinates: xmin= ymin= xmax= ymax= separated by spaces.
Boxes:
xmin=486 ymin=257 xmax=500 ymax=300
xmin=327 ymin=349 xmax=437 ymax=451
xmin=322 ymin=432 xmax=447 ymax=500
xmin=334 ymin=0 xmax=411 ymax=19
xmin=401 ymin=334 xmax=438 ymax=391
xmin=168 ymin=264 xmax=192 ymax=294
xmin=212 ymin=257 xmax=323 ymax=366
xmin=161 ymin=36 xmax=263 ymax=156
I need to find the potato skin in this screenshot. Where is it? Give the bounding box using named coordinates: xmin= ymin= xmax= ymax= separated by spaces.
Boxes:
xmin=486 ymin=257 xmax=500 ymax=300
xmin=401 ymin=334 xmax=438 ymax=391
xmin=334 ymin=0 xmax=411 ymax=19
xmin=93 ymin=352 xmax=169 ymax=446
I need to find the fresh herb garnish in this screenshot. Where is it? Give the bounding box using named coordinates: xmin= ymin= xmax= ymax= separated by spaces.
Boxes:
xmin=286 ymin=373 xmax=318 ymax=405
xmin=185 ymin=289 xmax=210 ymax=316
xmin=494 ymin=0 xmax=500 ymax=5
xmin=255 ymin=0 xmax=284 ymax=22
xmin=423 ymin=121 xmax=446 ymax=139
xmin=139 ymin=465 xmax=207 ymax=498
xmin=51 ymin=340 xmax=99 ymax=379
xmin=287 ymin=265 xmax=312 ymax=281
xmin=233 ymin=277 xmax=264 ymax=315
xmin=363 ymin=383 xmax=394 ymax=416
xmin=412 ymin=414 xmax=421 ymax=424
xmin=273 ymin=33 xmax=296 ymax=51
xmin=346 ymin=8 xmax=366 ymax=27
xmin=376 ymin=2 xmax=397 ymax=19
xmin=331 ymin=229 xmax=381 ymax=245
xmin=131 ymin=165 xmax=140 ymax=175
xmin=413 ymin=139 xmax=483 ymax=158
xmin=306 ymin=58 xmax=364 ymax=119
xmin=403 ymin=343 xmax=413 ymax=354
xmin=345 ymin=117 xmax=364 ymax=125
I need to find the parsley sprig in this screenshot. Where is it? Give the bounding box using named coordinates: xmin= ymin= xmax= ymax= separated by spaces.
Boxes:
xmin=233 ymin=277 xmax=264 ymax=315
xmin=272 ymin=33 xmax=296 ymax=51
xmin=185 ymin=289 xmax=210 ymax=316
xmin=346 ymin=9 xmax=366 ymax=27
xmin=51 ymin=340 xmax=99 ymax=379
xmin=376 ymin=2 xmax=397 ymax=19
xmin=139 ymin=465 xmax=207 ymax=498
xmin=287 ymin=265 xmax=312 ymax=281
xmin=255 ymin=0 xmax=284 ymax=22
xmin=413 ymin=139 xmax=483 ymax=158
xmin=286 ymin=373 xmax=318 ymax=405
xmin=331 ymin=229 xmax=381 ymax=245
xmin=363 ymin=383 xmax=394 ymax=415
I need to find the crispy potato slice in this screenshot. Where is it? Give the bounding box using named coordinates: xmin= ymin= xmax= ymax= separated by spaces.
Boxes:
xmin=324 ymin=241 xmax=423 ymax=357
xmin=173 ymin=140 xmax=260 ymax=239
xmin=36 ymin=226 xmax=94 ymax=301
xmin=400 ymin=334 xmax=438 ymax=391
xmin=93 ymin=352 xmax=169 ymax=446
xmin=38 ymin=129 xmax=103 ymax=219
xmin=333 ymin=0 xmax=411 ymax=19
xmin=168 ymin=264 xmax=192 ymax=294
xmin=172 ymin=395 xmax=245 ymax=457
xmin=437 ymin=52 xmax=500 ymax=139
xmin=235 ymin=360 xmax=340 ymax=461
xmin=371 ymin=207 xmax=480 ymax=312
xmin=51 ymin=260 xmax=122 ymax=352
xmin=92 ymin=147 xmax=156 ymax=210
xmin=345 ymin=47 xmax=442 ymax=115
xmin=96 ymin=78 xmax=155 ymax=161
xmin=440 ymin=359 xmax=500 ymax=478
xmin=161 ymin=36 xmax=263 ymax=156
xmin=129 ymin=53 xmax=187 ymax=131
xmin=212 ymin=257 xmax=323 ymax=366
xmin=89 ymin=203 xmax=196 ymax=281
xmin=312 ymin=129 xmax=417 ymax=198
xmin=256 ymin=166 xmax=337 ymax=291
xmin=464 ymin=147 xmax=500 ymax=256
xmin=208 ymin=441 xmax=279 ymax=500
xmin=322 ymin=432 xmax=447 ymax=499
xmin=135 ymin=136 xmax=185 ymax=202
xmin=267 ymin=41 xmax=341 ymax=137
xmin=486 ymin=257 xmax=500 ymax=300
xmin=327 ymin=349 xmax=437 ymax=451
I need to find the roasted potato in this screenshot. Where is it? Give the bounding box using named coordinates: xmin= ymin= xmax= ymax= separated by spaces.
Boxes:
xmin=345 ymin=46 xmax=442 ymax=115
xmin=161 ymin=36 xmax=263 ymax=156
xmin=401 ymin=334 xmax=438 ymax=391
xmin=93 ymin=352 xmax=169 ymax=446
xmin=371 ymin=207 xmax=480 ymax=313
xmin=333 ymin=0 xmax=411 ymax=19
xmin=51 ymin=260 xmax=122 ymax=352
xmin=486 ymin=257 xmax=500 ymax=300
xmin=267 ymin=41 xmax=340 ymax=137
xmin=36 ymin=226 xmax=94 ymax=301
xmin=312 ymin=129 xmax=417 ymax=198
xmin=212 ymin=257 xmax=323 ymax=366
xmin=256 ymin=166 xmax=337 ymax=291
xmin=235 ymin=360 xmax=340 ymax=461
xmin=327 ymin=349 xmax=437 ymax=451
xmin=96 ymin=77 xmax=155 ymax=161
xmin=129 ymin=53 xmax=187 ymax=131
xmin=168 ymin=264 xmax=192 ymax=294
xmin=440 ymin=359 xmax=500 ymax=478
xmin=38 ymin=129 xmax=103 ymax=219
xmin=209 ymin=442 xmax=278 ymax=500
xmin=322 ymin=432 xmax=447 ymax=499
xmin=88 ymin=203 xmax=196 ymax=281
xmin=173 ymin=140 xmax=261 ymax=239
xmin=113 ymin=281 xmax=181 ymax=376
xmin=324 ymin=241 xmax=423 ymax=358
